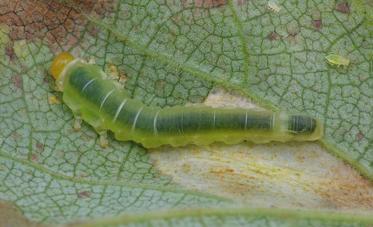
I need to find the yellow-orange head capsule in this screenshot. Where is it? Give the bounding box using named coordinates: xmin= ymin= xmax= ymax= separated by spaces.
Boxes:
xmin=50 ymin=52 xmax=75 ymax=80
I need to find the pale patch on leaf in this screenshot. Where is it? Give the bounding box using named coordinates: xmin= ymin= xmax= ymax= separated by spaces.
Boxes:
xmin=151 ymin=143 xmax=373 ymax=210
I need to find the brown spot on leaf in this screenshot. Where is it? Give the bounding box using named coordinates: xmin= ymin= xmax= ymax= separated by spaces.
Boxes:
xmin=107 ymin=63 xmax=119 ymax=78
xmin=31 ymin=153 xmax=38 ymax=161
xmin=36 ymin=142 xmax=44 ymax=151
xmin=119 ymin=71 xmax=127 ymax=84
xmin=286 ymin=22 xmax=300 ymax=39
xmin=170 ymin=14 xmax=181 ymax=24
xmin=209 ymin=167 xmax=235 ymax=174
xmin=43 ymin=73 xmax=51 ymax=84
xmin=236 ymin=0 xmax=246 ymax=6
xmin=267 ymin=31 xmax=280 ymax=41
xmin=184 ymin=0 xmax=227 ymax=8
xmin=312 ymin=19 xmax=322 ymax=30
xmin=315 ymin=167 xmax=373 ymax=209
xmin=78 ymin=190 xmax=91 ymax=199
xmin=11 ymin=74 xmax=22 ymax=89
xmin=286 ymin=33 xmax=300 ymax=44
xmin=336 ymin=2 xmax=350 ymax=14
xmin=11 ymin=132 xmax=21 ymax=140
xmin=0 ymin=0 xmax=114 ymax=49
xmin=87 ymin=24 xmax=100 ymax=37
xmin=5 ymin=44 xmax=16 ymax=61
xmin=356 ymin=131 xmax=364 ymax=141
xmin=288 ymin=30 xmax=298 ymax=38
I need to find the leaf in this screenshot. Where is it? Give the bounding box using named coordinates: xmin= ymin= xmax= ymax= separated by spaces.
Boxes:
xmin=0 ymin=0 xmax=372 ymax=226
xmin=68 ymin=208 xmax=373 ymax=227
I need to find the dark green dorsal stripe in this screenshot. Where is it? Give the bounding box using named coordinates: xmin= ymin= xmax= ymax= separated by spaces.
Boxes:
xmin=116 ymin=100 xmax=141 ymax=126
xmin=100 ymin=90 xmax=124 ymax=118
xmin=133 ymin=108 xmax=157 ymax=132
xmin=157 ymin=109 xmax=215 ymax=133
xmin=69 ymin=66 xmax=93 ymax=91
xmin=215 ymin=111 xmax=272 ymax=130
xmin=156 ymin=110 xmax=183 ymax=134
xmin=245 ymin=114 xmax=273 ymax=129
xmin=155 ymin=108 xmax=273 ymax=134
xmin=69 ymin=66 xmax=108 ymax=105
xmin=288 ymin=115 xmax=316 ymax=133
xmin=215 ymin=111 xmax=246 ymax=130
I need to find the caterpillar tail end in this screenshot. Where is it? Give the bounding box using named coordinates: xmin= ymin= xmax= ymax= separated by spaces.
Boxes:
xmin=50 ymin=52 xmax=75 ymax=80
xmin=313 ymin=119 xmax=324 ymax=140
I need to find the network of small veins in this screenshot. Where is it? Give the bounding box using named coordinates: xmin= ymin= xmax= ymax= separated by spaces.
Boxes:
xmin=2 ymin=1 xmax=364 ymax=162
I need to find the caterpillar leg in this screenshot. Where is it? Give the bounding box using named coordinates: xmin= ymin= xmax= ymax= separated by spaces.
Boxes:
xmin=103 ymin=70 xmax=123 ymax=89
xmin=73 ymin=116 xmax=82 ymax=131
xmin=117 ymin=75 xmax=126 ymax=88
xmin=98 ymin=131 xmax=109 ymax=148
xmin=107 ymin=64 xmax=126 ymax=88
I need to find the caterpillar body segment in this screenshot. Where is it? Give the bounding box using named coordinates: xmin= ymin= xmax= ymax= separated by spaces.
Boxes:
xmin=50 ymin=52 xmax=323 ymax=148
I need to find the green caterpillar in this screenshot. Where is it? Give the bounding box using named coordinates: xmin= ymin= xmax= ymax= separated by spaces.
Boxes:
xmin=50 ymin=52 xmax=323 ymax=148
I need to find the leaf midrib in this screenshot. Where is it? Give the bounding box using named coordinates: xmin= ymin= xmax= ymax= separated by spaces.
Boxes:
xmin=68 ymin=207 xmax=373 ymax=227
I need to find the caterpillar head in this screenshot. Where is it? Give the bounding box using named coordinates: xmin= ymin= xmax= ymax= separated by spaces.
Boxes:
xmin=50 ymin=52 xmax=75 ymax=91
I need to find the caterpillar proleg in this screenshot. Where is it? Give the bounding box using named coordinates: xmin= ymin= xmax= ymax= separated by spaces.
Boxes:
xmin=50 ymin=52 xmax=323 ymax=148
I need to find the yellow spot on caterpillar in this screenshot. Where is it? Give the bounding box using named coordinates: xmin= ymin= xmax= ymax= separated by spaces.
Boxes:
xmin=267 ymin=1 xmax=281 ymax=13
xmin=48 ymin=95 xmax=61 ymax=105
xmin=50 ymin=52 xmax=74 ymax=80
xmin=325 ymin=54 xmax=350 ymax=67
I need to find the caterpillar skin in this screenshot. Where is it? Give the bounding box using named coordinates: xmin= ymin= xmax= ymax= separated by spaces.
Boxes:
xmin=50 ymin=53 xmax=323 ymax=148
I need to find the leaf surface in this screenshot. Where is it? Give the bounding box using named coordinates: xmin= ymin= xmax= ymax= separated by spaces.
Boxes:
xmin=0 ymin=0 xmax=372 ymax=226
